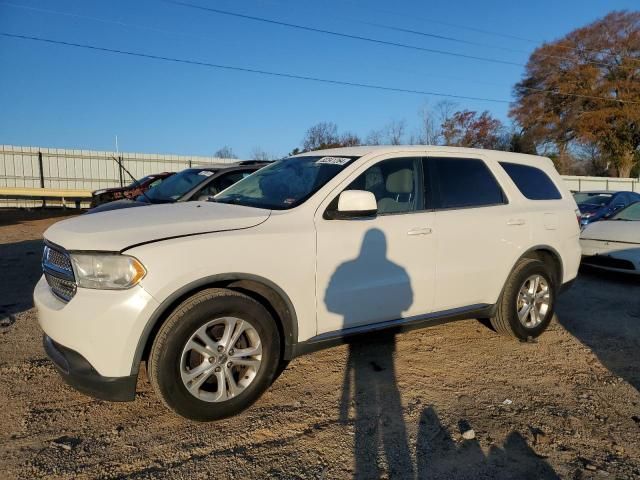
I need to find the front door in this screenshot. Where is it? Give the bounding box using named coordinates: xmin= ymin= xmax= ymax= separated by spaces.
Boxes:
xmin=314 ymin=156 xmax=437 ymax=334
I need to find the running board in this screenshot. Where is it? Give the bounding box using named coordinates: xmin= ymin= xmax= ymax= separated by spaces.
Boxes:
xmin=290 ymin=303 xmax=495 ymax=358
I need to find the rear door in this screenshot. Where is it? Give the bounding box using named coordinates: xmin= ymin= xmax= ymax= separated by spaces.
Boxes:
xmin=428 ymin=156 xmax=527 ymax=311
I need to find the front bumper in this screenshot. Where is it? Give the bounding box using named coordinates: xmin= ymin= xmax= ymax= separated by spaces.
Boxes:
xmin=34 ymin=275 xmax=160 ymax=379
xmin=43 ymin=335 xmax=137 ymax=401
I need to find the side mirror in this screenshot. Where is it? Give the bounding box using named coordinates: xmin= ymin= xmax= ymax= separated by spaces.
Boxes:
xmin=327 ymin=190 xmax=377 ymax=219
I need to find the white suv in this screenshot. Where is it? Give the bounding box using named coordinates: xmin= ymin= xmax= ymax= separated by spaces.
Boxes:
xmin=35 ymin=146 xmax=581 ymax=421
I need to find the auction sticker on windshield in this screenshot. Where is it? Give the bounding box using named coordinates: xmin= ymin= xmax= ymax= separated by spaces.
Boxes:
xmin=315 ymin=157 xmax=351 ymax=166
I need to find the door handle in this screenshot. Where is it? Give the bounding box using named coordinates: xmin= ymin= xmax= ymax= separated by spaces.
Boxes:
xmin=408 ymin=227 xmax=432 ymax=236
xmin=507 ymin=218 xmax=526 ymax=226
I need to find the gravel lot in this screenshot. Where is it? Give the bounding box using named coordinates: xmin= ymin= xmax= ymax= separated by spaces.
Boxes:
xmin=1 ymin=210 xmax=639 ymax=479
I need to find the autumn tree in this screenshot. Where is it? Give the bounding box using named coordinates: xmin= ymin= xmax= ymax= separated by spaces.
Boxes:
xmin=441 ymin=110 xmax=505 ymax=149
xmin=511 ymin=11 xmax=640 ymax=177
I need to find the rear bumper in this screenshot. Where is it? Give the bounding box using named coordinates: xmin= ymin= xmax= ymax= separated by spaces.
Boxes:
xmin=43 ymin=335 xmax=137 ymax=402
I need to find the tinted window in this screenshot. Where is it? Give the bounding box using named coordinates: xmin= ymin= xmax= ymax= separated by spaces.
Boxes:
xmin=345 ymin=158 xmax=421 ymax=214
xmin=433 ymin=158 xmax=505 ymax=209
xmin=500 ymin=162 xmax=561 ymax=200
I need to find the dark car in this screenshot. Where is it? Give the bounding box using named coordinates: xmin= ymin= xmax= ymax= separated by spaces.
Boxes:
xmin=574 ymin=190 xmax=640 ymax=227
xmin=88 ymin=161 xmax=270 ymax=213
xmin=90 ymin=172 xmax=174 ymax=207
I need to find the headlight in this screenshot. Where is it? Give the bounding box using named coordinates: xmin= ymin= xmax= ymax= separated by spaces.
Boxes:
xmin=70 ymin=253 xmax=146 ymax=290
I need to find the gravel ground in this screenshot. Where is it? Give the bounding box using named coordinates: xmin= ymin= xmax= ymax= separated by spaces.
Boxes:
xmin=1 ymin=209 xmax=639 ymax=479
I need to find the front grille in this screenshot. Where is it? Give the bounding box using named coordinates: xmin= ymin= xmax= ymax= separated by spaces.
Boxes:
xmin=583 ymin=255 xmax=636 ymax=271
xmin=43 ymin=244 xmax=77 ymax=301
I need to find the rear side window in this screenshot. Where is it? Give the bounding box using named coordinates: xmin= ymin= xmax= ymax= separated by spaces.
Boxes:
xmin=500 ymin=162 xmax=562 ymax=200
xmin=431 ymin=157 xmax=506 ymax=209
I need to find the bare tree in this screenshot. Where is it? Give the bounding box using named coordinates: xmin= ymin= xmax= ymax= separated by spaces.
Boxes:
xmin=365 ymin=129 xmax=384 ymax=145
xmin=302 ymin=122 xmax=339 ymax=151
xmin=339 ymin=132 xmax=362 ymax=147
xmin=416 ymin=103 xmax=441 ymax=145
xmin=214 ymin=146 xmax=238 ymax=159
xmin=250 ymin=147 xmax=272 ymax=161
xmin=385 ymin=120 xmax=406 ymax=145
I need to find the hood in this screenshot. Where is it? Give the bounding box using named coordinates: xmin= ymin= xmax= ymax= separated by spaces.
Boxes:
xmin=581 ymin=220 xmax=640 ymax=244
xmin=88 ymin=199 xmax=148 ymax=214
xmin=44 ymin=201 xmax=271 ymax=251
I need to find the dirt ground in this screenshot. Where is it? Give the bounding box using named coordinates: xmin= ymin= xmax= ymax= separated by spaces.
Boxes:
xmin=1 ymin=209 xmax=639 ymax=480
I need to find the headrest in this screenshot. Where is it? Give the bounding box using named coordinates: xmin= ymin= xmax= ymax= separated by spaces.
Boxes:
xmin=386 ymin=169 xmax=413 ymax=194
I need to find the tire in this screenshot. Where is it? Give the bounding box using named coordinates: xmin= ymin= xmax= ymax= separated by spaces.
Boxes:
xmin=489 ymin=258 xmax=556 ymax=340
xmin=148 ymin=288 xmax=281 ymax=421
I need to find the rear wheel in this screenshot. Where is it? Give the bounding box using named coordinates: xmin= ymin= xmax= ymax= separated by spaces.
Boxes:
xmin=148 ymin=288 xmax=281 ymax=421
xmin=489 ymin=258 xmax=556 ymax=340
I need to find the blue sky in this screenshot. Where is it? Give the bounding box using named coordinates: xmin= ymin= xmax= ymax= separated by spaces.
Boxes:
xmin=0 ymin=0 xmax=637 ymax=158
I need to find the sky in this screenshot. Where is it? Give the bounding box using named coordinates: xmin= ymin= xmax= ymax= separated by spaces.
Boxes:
xmin=0 ymin=0 xmax=637 ymax=159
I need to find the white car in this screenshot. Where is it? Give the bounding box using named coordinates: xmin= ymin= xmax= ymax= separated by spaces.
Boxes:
xmin=34 ymin=146 xmax=581 ymax=421
xmin=580 ymin=201 xmax=640 ymax=274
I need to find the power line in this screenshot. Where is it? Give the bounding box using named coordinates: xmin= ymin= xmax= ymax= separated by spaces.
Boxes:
xmin=359 ymin=20 xmax=635 ymax=67
xmin=159 ymin=0 xmax=525 ymax=68
xmin=0 ymin=32 xmax=510 ymax=103
xmin=0 ymin=1 xmax=513 ymax=91
xmin=2 ymin=32 xmax=637 ymax=106
xmin=336 ymin=0 xmax=626 ymax=60
xmin=161 ymin=0 xmax=618 ymax=69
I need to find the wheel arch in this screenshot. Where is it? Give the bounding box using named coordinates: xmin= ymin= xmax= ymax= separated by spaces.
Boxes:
xmin=519 ymin=245 xmax=564 ymax=286
xmin=131 ymin=273 xmax=299 ymax=375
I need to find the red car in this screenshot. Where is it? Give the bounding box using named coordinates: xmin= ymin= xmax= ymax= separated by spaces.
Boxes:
xmin=90 ymin=172 xmax=174 ymax=207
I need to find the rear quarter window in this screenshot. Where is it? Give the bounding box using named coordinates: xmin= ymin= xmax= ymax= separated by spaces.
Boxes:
xmin=499 ymin=162 xmax=562 ymax=200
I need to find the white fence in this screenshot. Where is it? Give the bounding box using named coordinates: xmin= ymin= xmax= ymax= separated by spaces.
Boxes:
xmin=0 ymin=145 xmax=238 ymax=208
xmin=562 ymin=175 xmax=639 ymax=192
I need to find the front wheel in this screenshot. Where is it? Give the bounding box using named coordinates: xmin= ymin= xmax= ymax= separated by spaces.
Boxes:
xmin=489 ymin=258 xmax=556 ymax=340
xmin=148 ymin=288 xmax=281 ymax=421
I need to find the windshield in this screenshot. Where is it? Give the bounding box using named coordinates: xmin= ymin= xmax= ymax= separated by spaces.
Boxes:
xmin=612 ymin=202 xmax=640 ymax=221
xmin=575 ymin=193 xmax=612 ymax=206
xmin=215 ymin=156 xmax=357 ymax=210
xmin=144 ymin=169 xmax=215 ymax=202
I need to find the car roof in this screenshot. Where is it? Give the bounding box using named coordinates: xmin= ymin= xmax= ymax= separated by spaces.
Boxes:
xmin=293 ymin=145 xmax=549 ymax=164
xmin=190 ymin=161 xmax=270 ymax=171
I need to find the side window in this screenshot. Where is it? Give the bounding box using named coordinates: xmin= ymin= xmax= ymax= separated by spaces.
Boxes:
xmin=345 ymin=158 xmax=422 ymax=215
xmin=149 ymin=178 xmax=163 ymax=188
xmin=499 ymin=162 xmax=562 ymax=200
xmin=432 ymin=157 xmax=506 ymax=209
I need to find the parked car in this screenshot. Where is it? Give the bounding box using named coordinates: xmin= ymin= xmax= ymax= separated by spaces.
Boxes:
xmin=35 ymin=146 xmax=581 ymax=421
xmin=88 ymin=162 xmax=270 ymax=213
xmin=580 ymin=201 xmax=640 ymax=274
xmin=90 ymin=173 xmax=174 ymax=207
xmin=574 ymin=190 xmax=640 ymax=227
